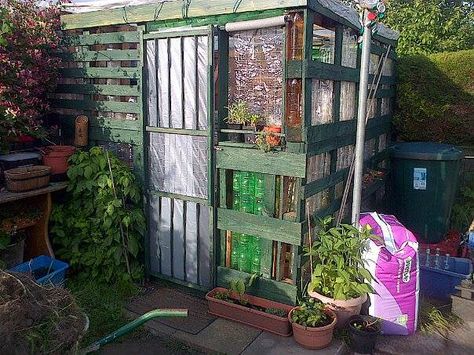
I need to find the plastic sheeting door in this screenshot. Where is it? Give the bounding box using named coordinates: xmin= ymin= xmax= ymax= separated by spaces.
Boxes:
xmin=144 ymin=27 xmax=214 ymax=289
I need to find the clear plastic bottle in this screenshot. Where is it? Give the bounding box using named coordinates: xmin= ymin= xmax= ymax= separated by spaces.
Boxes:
xmin=425 ymin=248 xmax=431 ymax=267
xmin=233 ymin=171 xmax=241 ymax=211
xmin=231 ymin=233 xmax=240 ymax=269
xmin=255 ymin=174 xmax=265 ymax=198
xmin=286 ymin=79 xmax=302 ymax=142
xmin=444 ymin=254 xmax=450 ymax=270
xmin=250 ymin=237 xmax=262 ymax=274
xmin=238 ymin=234 xmax=251 ymax=272
xmin=287 ymin=12 xmax=304 ymax=61
xmin=434 ymin=248 xmax=441 ymax=268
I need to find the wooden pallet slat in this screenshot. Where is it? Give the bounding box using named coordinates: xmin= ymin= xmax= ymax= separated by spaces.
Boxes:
xmin=59 ymin=49 xmax=140 ymax=62
xmin=51 ymin=98 xmax=141 ymax=113
xmin=65 ymin=31 xmax=140 ymax=46
xmin=217 ymin=208 xmax=303 ymax=246
xmin=55 ymin=84 xmax=140 ymax=96
xmin=59 ymin=67 xmax=141 ymax=79
xmin=216 ymin=147 xmax=306 ymax=178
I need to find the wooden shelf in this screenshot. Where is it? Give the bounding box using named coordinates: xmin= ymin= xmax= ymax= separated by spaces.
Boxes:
xmin=0 ymin=182 xmax=67 ymax=259
xmin=0 ymin=182 xmax=67 ymax=205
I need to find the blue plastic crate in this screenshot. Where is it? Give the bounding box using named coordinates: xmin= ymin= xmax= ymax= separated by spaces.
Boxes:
xmin=419 ymin=256 xmax=472 ymax=301
xmin=10 ymin=255 xmax=69 ymax=286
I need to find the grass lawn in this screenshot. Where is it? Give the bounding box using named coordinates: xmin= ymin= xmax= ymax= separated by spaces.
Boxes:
xmin=67 ymin=278 xmax=140 ymax=347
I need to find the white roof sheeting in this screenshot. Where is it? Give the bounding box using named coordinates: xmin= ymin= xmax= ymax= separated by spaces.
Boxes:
xmin=62 ymin=0 xmax=176 ymax=13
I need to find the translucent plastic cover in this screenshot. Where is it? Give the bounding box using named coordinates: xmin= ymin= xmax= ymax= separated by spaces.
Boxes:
xmin=228 ymin=27 xmax=284 ymax=125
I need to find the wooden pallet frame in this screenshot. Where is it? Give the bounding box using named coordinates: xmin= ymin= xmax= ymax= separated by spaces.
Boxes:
xmin=57 ymin=3 xmax=397 ymax=305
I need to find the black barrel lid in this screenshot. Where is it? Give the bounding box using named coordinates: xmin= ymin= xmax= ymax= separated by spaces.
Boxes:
xmin=391 ymin=142 xmax=463 ymax=161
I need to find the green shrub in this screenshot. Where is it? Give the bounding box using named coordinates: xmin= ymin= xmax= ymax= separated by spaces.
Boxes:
xmin=50 ymin=147 xmax=145 ymax=282
xmin=394 ymin=50 xmax=474 ymax=144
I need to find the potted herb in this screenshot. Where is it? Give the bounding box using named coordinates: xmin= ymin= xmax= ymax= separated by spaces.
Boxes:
xmin=225 ymin=101 xmax=261 ymax=143
xmin=306 ymin=216 xmax=378 ymax=327
xmin=289 ymin=298 xmax=337 ymax=349
xmin=347 ymin=315 xmax=381 ymax=354
xmin=206 ymin=276 xmax=293 ymax=336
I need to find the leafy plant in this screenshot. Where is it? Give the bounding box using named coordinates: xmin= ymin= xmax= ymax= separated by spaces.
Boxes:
xmin=50 ymin=147 xmax=146 ymax=282
xmin=450 ymin=177 xmax=474 ymax=232
xmin=225 ymin=101 xmax=261 ymax=126
xmin=215 ymin=274 xmax=259 ymax=305
xmin=265 ymin=307 xmax=288 ymax=318
xmin=306 ymin=216 xmax=379 ymax=300
xmin=350 ymin=316 xmax=380 ymax=332
xmin=0 ymin=0 xmax=63 ymax=150
xmin=213 ymin=291 xmax=231 ymax=301
xmin=228 ymin=273 xmax=259 ymax=305
xmin=255 ymin=132 xmax=273 ymax=152
xmin=291 ymin=298 xmax=333 ymax=328
xmin=383 ymin=0 xmax=474 ymax=56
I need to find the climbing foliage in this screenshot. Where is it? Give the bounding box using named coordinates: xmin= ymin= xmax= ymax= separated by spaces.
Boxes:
xmin=51 ymin=147 xmax=145 ymax=282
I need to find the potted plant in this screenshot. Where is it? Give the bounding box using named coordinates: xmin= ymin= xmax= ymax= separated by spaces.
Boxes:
xmin=206 ymin=275 xmax=293 ymax=336
xmin=347 ymin=315 xmax=381 ymax=354
xmin=225 ymin=101 xmax=261 ymax=143
xmin=263 ymin=125 xmax=282 ymax=147
xmin=306 ymin=216 xmax=378 ymax=327
xmin=289 ymin=298 xmax=337 ymax=349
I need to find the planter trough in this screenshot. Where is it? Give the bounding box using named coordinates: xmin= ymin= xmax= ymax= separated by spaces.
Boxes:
xmin=206 ymin=287 xmax=293 ymax=336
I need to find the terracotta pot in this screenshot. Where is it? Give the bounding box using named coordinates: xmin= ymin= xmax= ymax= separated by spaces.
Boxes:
xmin=308 ymin=289 xmax=367 ymax=328
xmin=263 ymin=125 xmax=281 ymax=147
xmin=206 ymin=287 xmax=293 ymax=336
xmin=289 ymin=307 xmax=337 ymax=350
xmin=41 ymin=145 xmax=76 ymax=175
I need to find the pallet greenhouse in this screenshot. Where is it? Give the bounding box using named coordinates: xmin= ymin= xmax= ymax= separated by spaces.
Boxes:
xmin=55 ymin=0 xmax=398 ymax=305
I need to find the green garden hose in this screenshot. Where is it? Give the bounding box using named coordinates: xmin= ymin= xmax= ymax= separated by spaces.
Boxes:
xmin=83 ymin=308 xmax=188 ymax=353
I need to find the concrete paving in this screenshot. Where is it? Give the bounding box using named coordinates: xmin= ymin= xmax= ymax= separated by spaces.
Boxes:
xmin=125 ymin=283 xmax=345 ymax=355
xmin=242 ymin=331 xmax=345 ymax=355
xmin=126 ymin=282 xmax=474 ymax=355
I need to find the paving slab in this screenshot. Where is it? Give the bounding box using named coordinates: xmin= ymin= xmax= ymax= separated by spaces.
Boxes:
xmin=242 ymin=331 xmax=346 ymax=355
xmin=366 ymin=321 xmax=474 ymax=355
xmin=174 ymin=318 xmax=262 ymax=355
xmin=127 ymin=283 xmax=215 ymax=334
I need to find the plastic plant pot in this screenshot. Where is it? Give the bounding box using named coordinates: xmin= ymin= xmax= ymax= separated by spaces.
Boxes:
xmin=41 ymin=145 xmax=76 ymax=175
xmin=288 ymin=307 xmax=337 ymax=350
xmin=347 ymin=315 xmax=381 ymax=354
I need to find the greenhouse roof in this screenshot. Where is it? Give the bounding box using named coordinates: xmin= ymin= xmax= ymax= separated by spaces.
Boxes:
xmin=61 ymin=0 xmax=398 ymax=41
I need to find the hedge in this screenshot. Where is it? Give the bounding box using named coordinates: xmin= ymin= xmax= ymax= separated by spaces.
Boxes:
xmin=394 ymin=49 xmax=474 ymax=145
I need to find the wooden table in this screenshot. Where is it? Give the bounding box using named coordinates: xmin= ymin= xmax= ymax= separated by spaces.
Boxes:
xmin=0 ymin=182 xmax=67 ymax=259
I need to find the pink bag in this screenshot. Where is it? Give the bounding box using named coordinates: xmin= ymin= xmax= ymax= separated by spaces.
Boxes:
xmin=360 ymin=213 xmax=419 ymax=335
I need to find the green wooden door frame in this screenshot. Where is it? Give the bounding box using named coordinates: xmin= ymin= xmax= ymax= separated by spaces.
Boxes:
xmin=142 ymin=25 xmax=217 ymax=291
